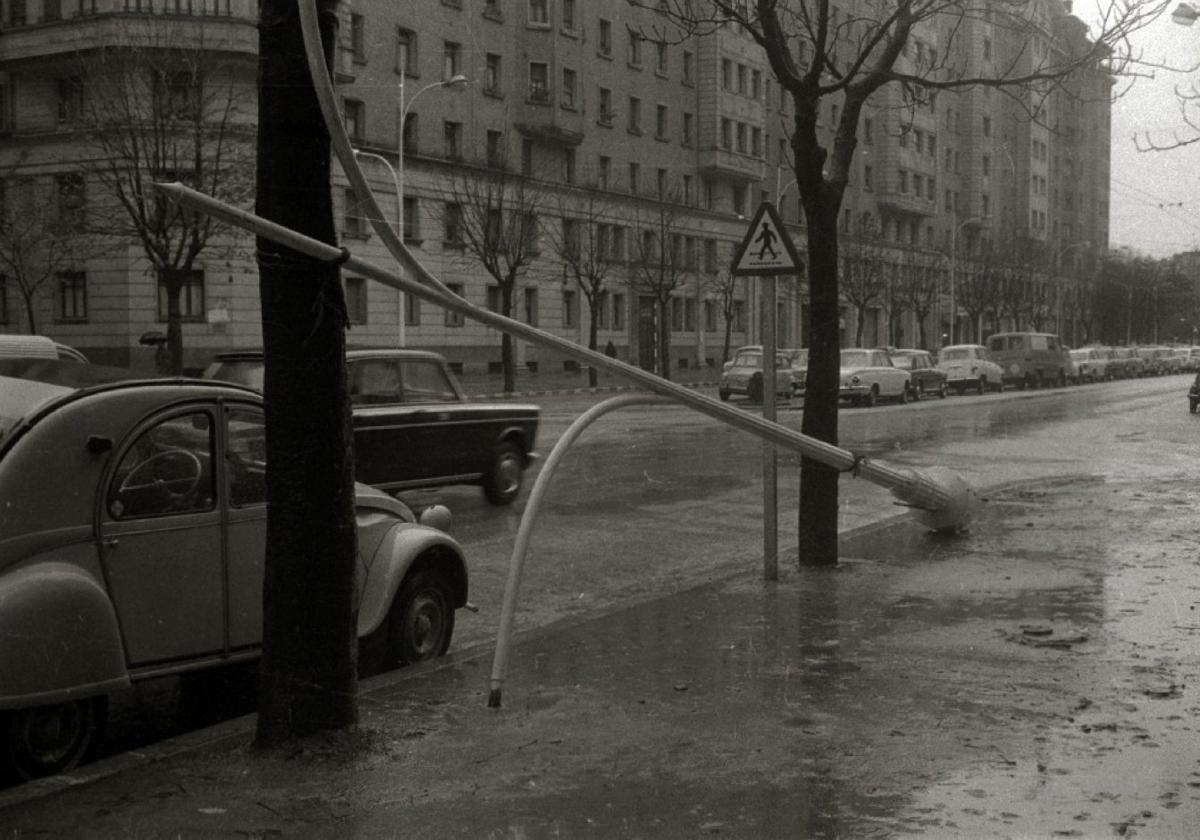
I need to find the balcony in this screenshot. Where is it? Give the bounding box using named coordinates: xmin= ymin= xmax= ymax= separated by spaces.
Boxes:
xmin=0 ymin=11 xmax=258 ymax=64
xmin=874 ymin=186 xmax=937 ymax=217
xmin=513 ymin=93 xmax=585 ymax=146
xmin=698 ymin=147 xmax=765 ymax=182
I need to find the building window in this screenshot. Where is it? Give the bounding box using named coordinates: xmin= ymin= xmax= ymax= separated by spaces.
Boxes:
xmin=720 ymin=118 xmax=732 ymax=150
xmin=628 ymin=29 xmax=643 ymax=66
xmin=342 ymin=98 xmax=365 ymax=142
xmin=732 ymin=184 xmax=746 ymax=216
xmin=443 ymin=121 xmax=462 ymax=159
xmin=521 ymin=138 xmax=533 ymax=174
xmin=528 ymin=0 xmax=547 ymax=25
xmin=682 ymin=50 xmax=694 ymax=84
xmin=737 ymin=63 xmax=748 ymax=95
xmin=627 ymin=96 xmax=641 ymax=134
xmin=981 ymin=193 xmax=990 ymax=218
xmin=705 ymin=239 xmax=718 ymax=272
xmin=405 ymin=291 xmax=421 ymax=326
xmin=722 ymin=58 xmax=733 ymax=91
xmin=57 ymin=173 xmax=86 ymax=225
xmin=524 ymin=286 xmax=539 ymax=325
xmin=595 ymin=290 xmax=609 ymax=329
xmin=529 ymin=62 xmax=549 ymax=103
xmin=562 ymin=289 xmax=577 ymax=328
xmin=486 ymin=130 xmax=504 ymax=167
xmin=598 ymin=155 xmax=611 ymax=188
xmin=736 ymin=122 xmax=747 ymax=154
xmin=396 ymin=28 xmax=417 ymax=76
xmin=628 ymin=162 xmax=640 ymax=194
xmin=563 ymin=147 xmax=576 ymax=183
xmin=656 ymin=104 xmax=668 ymax=139
xmin=155 ymin=269 xmax=205 ymax=322
xmin=612 ymin=293 xmax=625 ymax=330
xmin=982 ymin=115 xmax=991 ymax=137
xmin=443 ymin=202 xmax=463 ymax=246
xmin=9 ymin=0 xmax=26 ymax=26
xmin=682 ymin=112 xmax=694 ymax=147
xmin=671 ymin=297 xmax=684 ymax=331
xmin=402 ymin=196 xmax=420 ymax=241
xmin=56 ymin=76 xmax=84 ymax=124
xmin=598 ymin=87 xmax=613 ymax=125
xmin=982 ymin=154 xmax=991 ymax=176
xmin=657 ymin=168 xmax=667 ymax=198
xmin=704 ymin=299 xmax=717 ymax=332
xmin=898 ymin=169 xmax=908 ymax=193
xmin=350 ymin=14 xmax=367 ymax=63
xmin=56 ymin=271 xmax=86 ymax=323
xmin=484 ymin=53 xmax=501 ymax=95
xmin=343 ymin=188 xmax=366 ymax=237
xmin=863 ymin=164 xmax=873 ymax=190
xmin=598 ymin=18 xmax=612 ymax=56
xmin=561 ymin=67 xmax=577 ymax=108
xmin=656 ymin=41 xmax=668 ymax=74
xmin=445 ymin=283 xmax=464 ymax=326
xmin=732 ymin=300 xmax=746 ymax=332
xmin=486 ymin=285 xmax=501 ymax=312
xmin=751 ymin=69 xmax=761 ymax=99
xmin=344 ymin=276 xmax=368 ymax=324
xmin=561 ymin=0 xmax=575 ymax=29
xmin=751 ymin=127 xmax=762 ymax=157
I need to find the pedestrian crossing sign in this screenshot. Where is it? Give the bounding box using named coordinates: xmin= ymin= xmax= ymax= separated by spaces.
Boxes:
xmin=730 ymin=201 xmax=804 ymax=276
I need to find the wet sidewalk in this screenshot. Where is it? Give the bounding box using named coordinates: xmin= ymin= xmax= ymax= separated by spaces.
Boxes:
xmin=3 ymin=474 xmax=1199 ymax=838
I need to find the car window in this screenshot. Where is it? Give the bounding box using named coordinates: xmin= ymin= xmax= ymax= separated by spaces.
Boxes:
xmin=941 ymin=348 xmax=970 ymax=362
xmin=891 ymin=355 xmax=913 ymax=369
xmin=227 ymin=408 xmax=267 ymax=508
xmin=206 ymin=359 xmax=264 ymax=390
xmin=1029 ymin=335 xmax=1048 ymax=350
xmin=108 ymin=412 xmax=216 ymax=520
xmin=350 ymin=360 xmax=403 ymax=405
xmin=733 ymin=351 xmax=762 ymax=367
xmin=841 ymin=350 xmax=872 ymax=367
xmin=402 ymin=360 xmax=460 ymax=404
xmin=872 ymin=351 xmax=891 ymax=366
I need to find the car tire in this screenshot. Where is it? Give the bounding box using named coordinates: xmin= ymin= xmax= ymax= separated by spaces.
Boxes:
xmin=389 ymin=569 xmax=456 ymax=666
xmin=977 ymin=377 xmax=986 ymax=395
xmin=1058 ymin=370 xmax=1067 ymax=387
xmin=863 ymin=387 xmax=877 ymax=408
xmin=913 ymin=383 xmax=924 ymax=401
xmin=747 ymin=373 xmax=764 ymax=404
xmin=2 ymin=698 xmax=103 ymax=782
xmin=939 ymin=382 xmax=948 ymax=398
xmin=483 ymin=441 xmax=525 ymax=506
xmin=718 ymin=389 xmax=731 ymax=402
xmin=1191 ymin=401 xmax=1198 ymax=414
xmin=898 ymin=385 xmax=909 ymax=405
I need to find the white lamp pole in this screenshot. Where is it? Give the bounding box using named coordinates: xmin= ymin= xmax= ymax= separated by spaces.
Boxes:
xmin=949 ymin=216 xmax=978 ymax=345
xmin=1054 ymin=240 xmax=1089 ymax=339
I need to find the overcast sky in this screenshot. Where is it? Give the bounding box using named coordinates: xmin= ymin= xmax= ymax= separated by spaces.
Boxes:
xmin=1097 ymin=2 xmax=1200 ymax=257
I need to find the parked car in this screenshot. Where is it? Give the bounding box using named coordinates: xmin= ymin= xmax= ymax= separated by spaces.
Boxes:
xmin=1069 ymin=348 xmax=1111 ymax=383
xmin=985 ymin=332 xmax=1072 ymax=388
xmin=0 ymin=334 xmax=87 ymax=363
xmin=718 ymin=346 xmax=796 ymax=402
xmin=1187 ymin=347 xmax=1200 ymax=373
xmin=888 ymin=349 xmax=947 ymax=399
xmin=1190 ymin=372 xmax=1200 ymax=413
xmin=936 ymin=344 xmax=1005 ymax=394
xmin=838 ymin=348 xmax=910 ymax=407
xmin=1167 ymin=347 xmax=1190 ymax=374
xmin=203 ymin=349 xmax=539 ymax=506
xmin=1109 ymin=347 xmax=1146 ymax=379
xmin=0 ymin=360 xmax=468 ymax=781
xmin=1135 ymin=345 xmax=1172 ymax=376
xmin=783 ymin=348 xmax=809 ymax=395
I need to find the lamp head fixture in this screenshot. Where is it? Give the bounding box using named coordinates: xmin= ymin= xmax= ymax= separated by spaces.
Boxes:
xmin=1174 ymin=2 xmax=1198 ymax=25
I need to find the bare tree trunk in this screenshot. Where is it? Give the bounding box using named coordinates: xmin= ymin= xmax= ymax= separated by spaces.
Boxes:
xmin=587 ymin=309 xmax=599 ymax=387
xmin=254 ymin=0 xmax=358 ymax=748
xmin=798 ymin=208 xmax=840 ymax=567
xmin=161 ymin=268 xmax=185 ymax=375
xmin=657 ymin=298 xmax=671 ymax=380
xmin=21 ymin=291 xmax=36 ymax=334
xmin=501 ymin=284 xmax=516 ymax=392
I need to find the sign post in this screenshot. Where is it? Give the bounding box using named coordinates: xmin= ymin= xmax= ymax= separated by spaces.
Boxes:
xmin=730 ymin=201 xmax=804 ymax=581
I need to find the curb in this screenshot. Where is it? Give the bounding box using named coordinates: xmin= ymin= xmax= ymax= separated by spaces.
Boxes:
xmin=466 ymin=381 xmax=720 ymax=400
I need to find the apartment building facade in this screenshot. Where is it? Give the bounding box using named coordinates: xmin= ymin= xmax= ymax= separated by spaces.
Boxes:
xmin=0 ymin=0 xmax=1111 ymax=371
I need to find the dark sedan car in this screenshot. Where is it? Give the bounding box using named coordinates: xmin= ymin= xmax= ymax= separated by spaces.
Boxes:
xmin=203 ymin=349 xmax=539 ymax=505
xmin=889 ymin=349 xmax=948 ymax=400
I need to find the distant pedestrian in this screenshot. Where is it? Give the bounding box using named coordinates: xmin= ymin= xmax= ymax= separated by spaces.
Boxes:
xmin=604 ymin=340 xmax=617 ymax=358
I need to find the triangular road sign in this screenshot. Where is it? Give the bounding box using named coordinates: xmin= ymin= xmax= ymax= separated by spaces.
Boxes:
xmin=730 ymin=201 xmax=804 ymax=276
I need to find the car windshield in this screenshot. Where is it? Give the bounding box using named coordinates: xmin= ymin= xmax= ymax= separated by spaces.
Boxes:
xmin=788 ymin=350 xmax=809 ymax=366
xmin=204 ymin=359 xmax=265 ymax=390
xmin=840 ymin=350 xmax=872 ymax=368
xmin=890 ymin=355 xmax=914 ymax=369
xmin=732 ymin=351 xmax=763 ymax=367
xmin=940 ymin=348 xmax=973 ymax=362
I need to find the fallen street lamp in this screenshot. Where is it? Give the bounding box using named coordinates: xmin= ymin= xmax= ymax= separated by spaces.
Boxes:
xmin=1173 ymin=2 xmax=1199 ymax=25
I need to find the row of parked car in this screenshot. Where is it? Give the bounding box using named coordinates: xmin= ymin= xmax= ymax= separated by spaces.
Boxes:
xmin=719 ymin=333 xmax=1198 ymax=408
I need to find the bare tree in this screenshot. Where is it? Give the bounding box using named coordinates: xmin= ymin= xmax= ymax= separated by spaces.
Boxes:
xmin=0 ymin=174 xmax=108 ymax=333
xmin=626 ymin=183 xmax=689 ymax=379
xmin=543 ymin=181 xmax=624 ymax=387
xmin=841 ymin=223 xmax=889 ymax=347
xmin=638 ymin=0 xmax=1156 ymax=565
xmin=705 ymin=259 xmax=743 ymax=364
xmin=75 ymin=18 xmax=256 ymax=374
xmin=896 ymin=250 xmax=940 ymax=351
xmin=957 ymin=245 xmax=1005 ymax=343
xmin=441 ymin=152 xmax=547 ymax=393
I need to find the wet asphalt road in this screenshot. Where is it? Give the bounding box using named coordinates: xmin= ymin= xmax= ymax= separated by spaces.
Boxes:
xmin=84 ymin=373 xmax=1194 ymax=777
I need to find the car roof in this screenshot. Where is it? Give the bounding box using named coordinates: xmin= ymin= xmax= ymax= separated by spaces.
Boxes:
xmin=890 ymin=349 xmax=928 ymax=355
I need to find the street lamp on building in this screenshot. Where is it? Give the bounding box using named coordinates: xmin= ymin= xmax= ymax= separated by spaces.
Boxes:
xmin=1054 ymin=240 xmax=1090 ymax=339
xmin=949 ymin=216 xmax=980 ymax=346
xmin=399 ymin=73 xmax=468 ymax=214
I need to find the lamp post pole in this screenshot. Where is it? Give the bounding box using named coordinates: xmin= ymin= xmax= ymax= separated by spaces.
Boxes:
xmin=1054 ymin=240 xmax=1089 ymax=341
xmin=949 ymin=217 xmax=978 ymax=345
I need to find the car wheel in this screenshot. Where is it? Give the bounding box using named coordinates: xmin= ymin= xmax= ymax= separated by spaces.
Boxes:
xmin=2 ymin=698 xmax=103 ymax=782
xmin=1058 ymin=370 xmax=1067 ymax=387
xmin=863 ymin=387 xmax=877 ymax=408
xmin=898 ymin=384 xmax=909 ymax=404
xmin=913 ymin=383 xmax=924 ymax=401
xmin=1191 ymin=401 xmax=1198 ymax=414
xmin=718 ymin=389 xmax=731 ymax=402
xmin=747 ymin=373 xmax=764 ymax=403
xmin=939 ymin=382 xmax=948 ymax=398
xmin=483 ymin=441 xmax=525 ymax=506
xmin=389 ymin=569 xmax=456 ymax=665
xmin=977 ymin=377 xmax=986 ymax=395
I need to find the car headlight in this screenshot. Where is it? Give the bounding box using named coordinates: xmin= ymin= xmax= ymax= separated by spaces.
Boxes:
xmin=971 ymin=366 xmax=978 ymax=374
xmin=851 ymin=375 xmax=861 ymax=384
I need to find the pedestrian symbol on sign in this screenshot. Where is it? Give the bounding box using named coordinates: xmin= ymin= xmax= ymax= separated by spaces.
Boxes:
xmin=730 ymin=201 xmax=803 ymax=277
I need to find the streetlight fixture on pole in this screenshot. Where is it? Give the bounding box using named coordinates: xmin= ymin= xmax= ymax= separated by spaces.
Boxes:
xmin=1172 ymin=2 xmax=1199 ymax=25
xmin=949 ymin=216 xmax=979 ymax=346
xmin=1053 ymin=240 xmax=1089 ymax=340
xmin=398 ymin=72 xmax=468 ymax=213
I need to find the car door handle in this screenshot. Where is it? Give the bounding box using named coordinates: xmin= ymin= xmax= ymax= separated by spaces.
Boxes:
xmin=102 ymin=537 xmax=119 ymax=549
